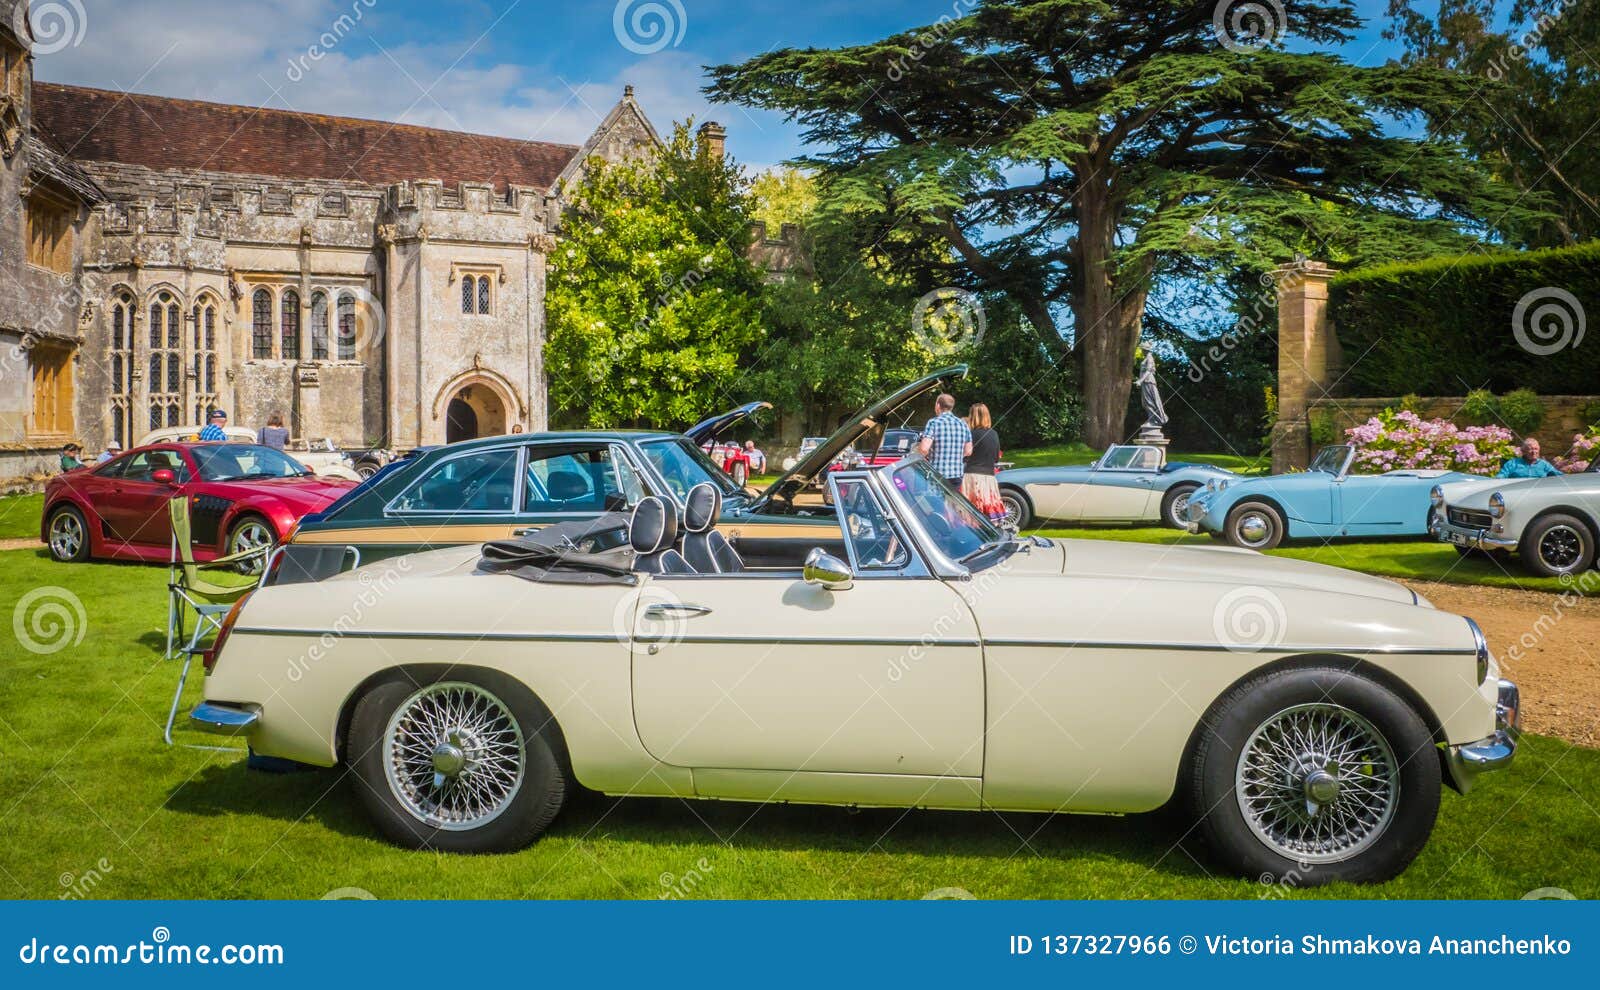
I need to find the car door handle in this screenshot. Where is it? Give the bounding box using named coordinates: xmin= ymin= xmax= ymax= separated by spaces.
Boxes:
xmin=512 ymin=527 xmax=542 ymax=537
xmin=643 ymin=603 xmax=713 ymax=619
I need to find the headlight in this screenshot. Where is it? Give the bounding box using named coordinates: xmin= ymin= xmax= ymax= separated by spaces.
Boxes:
xmin=1430 ymin=485 xmax=1444 ymax=507
xmin=1488 ymin=492 xmax=1505 ymax=518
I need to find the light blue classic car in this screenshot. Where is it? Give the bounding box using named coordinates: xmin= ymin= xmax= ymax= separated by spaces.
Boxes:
xmin=997 ymin=444 xmax=1237 ymax=529
xmin=1185 ymin=444 xmax=1474 ymax=549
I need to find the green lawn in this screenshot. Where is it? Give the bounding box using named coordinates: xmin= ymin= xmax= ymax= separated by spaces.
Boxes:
xmin=0 ymin=546 xmax=1594 ymax=900
xmin=1003 ymin=443 xmax=1270 ymax=475
xmin=0 ymin=492 xmax=42 ymax=540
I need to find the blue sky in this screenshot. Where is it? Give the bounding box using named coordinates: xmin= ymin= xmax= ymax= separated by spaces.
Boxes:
xmin=35 ymin=0 xmax=1413 ymax=173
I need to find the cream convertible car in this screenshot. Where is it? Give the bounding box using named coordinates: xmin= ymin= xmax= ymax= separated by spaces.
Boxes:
xmin=192 ymin=458 xmax=1519 ymax=883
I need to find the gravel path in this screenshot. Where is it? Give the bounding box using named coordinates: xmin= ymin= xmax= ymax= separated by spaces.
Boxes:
xmin=0 ymin=538 xmax=40 ymax=552
xmin=1403 ymin=580 xmax=1600 ymax=748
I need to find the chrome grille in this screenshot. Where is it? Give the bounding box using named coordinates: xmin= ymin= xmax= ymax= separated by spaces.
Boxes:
xmin=1448 ymin=507 xmax=1493 ymax=530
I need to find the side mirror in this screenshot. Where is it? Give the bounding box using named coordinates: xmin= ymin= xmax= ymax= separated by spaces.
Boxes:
xmin=803 ymin=548 xmax=853 ymax=591
xmin=151 ymin=468 xmax=177 ymax=485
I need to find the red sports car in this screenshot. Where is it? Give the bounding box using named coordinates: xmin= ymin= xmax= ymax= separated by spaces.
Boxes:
xmin=42 ymin=442 xmax=357 ymax=565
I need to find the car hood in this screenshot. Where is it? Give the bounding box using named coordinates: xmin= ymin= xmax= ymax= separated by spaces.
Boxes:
xmin=683 ymin=401 xmax=773 ymax=445
xmin=1061 ymin=539 xmax=1416 ymax=604
xmin=1447 ymin=471 xmax=1596 ymax=509
xmin=214 ymin=475 xmax=357 ymax=509
xmin=755 ymin=365 xmax=969 ymax=506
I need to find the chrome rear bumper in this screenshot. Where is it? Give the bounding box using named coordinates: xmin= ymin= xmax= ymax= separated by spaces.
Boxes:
xmin=189 ymin=702 xmax=259 ymax=736
xmin=1443 ymin=679 xmax=1520 ymax=794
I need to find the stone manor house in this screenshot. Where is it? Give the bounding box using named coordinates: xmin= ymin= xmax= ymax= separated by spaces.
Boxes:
xmin=1 ymin=1 xmax=769 ymax=484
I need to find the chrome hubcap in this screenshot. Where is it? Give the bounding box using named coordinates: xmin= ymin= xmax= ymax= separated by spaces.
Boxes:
xmin=231 ymin=522 xmax=273 ymax=572
xmin=1236 ymin=703 xmax=1398 ymax=863
xmin=1539 ymin=525 xmax=1583 ymax=570
xmin=383 ymin=682 xmax=525 ymax=830
xmin=1169 ymin=493 xmax=1191 ymax=524
xmin=1237 ymin=513 xmax=1271 ymax=545
xmin=49 ymin=513 xmax=83 ymax=558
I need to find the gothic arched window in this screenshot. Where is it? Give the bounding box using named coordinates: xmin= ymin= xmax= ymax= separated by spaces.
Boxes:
xmin=477 ymin=275 xmax=491 ymax=315
xmin=192 ymin=297 xmax=219 ymax=423
xmin=109 ymin=293 xmax=134 ymax=448
xmin=336 ymin=293 xmax=356 ymax=360
xmin=310 ymin=291 xmax=329 ymax=361
xmin=252 ymin=288 xmax=273 ymax=359
xmin=148 ymin=291 xmax=183 ymax=429
xmin=461 ymin=275 xmax=475 ymax=314
xmin=281 ymin=289 xmax=301 ymax=360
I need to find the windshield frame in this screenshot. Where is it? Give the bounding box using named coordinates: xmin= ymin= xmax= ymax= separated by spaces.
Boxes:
xmin=189 ymin=443 xmax=311 ymax=481
xmin=840 ymin=456 xmax=1013 ymax=576
xmin=635 ymin=436 xmax=744 ymax=504
xmin=1308 ymin=444 xmax=1355 ymax=479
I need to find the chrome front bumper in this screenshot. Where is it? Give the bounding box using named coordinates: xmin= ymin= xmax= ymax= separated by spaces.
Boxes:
xmin=1433 ymin=518 xmax=1518 ymax=553
xmin=1442 ymin=679 xmax=1521 ymax=794
xmin=189 ymin=701 xmax=259 ymax=736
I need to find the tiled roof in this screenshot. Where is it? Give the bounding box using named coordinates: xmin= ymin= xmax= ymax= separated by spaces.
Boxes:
xmin=30 ymin=83 xmax=581 ymax=192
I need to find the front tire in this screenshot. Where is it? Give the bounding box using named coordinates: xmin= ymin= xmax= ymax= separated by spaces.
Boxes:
xmin=1521 ymin=513 xmax=1595 ymax=578
xmin=1188 ymin=666 xmax=1439 ymax=884
xmin=46 ymin=505 xmax=90 ymax=562
xmin=999 ymin=487 xmax=1032 ymax=531
xmin=1161 ymin=483 xmax=1200 ymax=530
xmin=729 ymin=461 xmax=749 ymax=489
xmin=1224 ymin=501 xmax=1285 ymax=550
xmin=226 ymin=515 xmax=276 ymax=573
xmin=348 ymin=672 xmax=566 ymax=853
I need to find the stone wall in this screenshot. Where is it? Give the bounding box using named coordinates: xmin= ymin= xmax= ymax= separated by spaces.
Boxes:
xmin=1307 ymin=395 xmax=1600 ymax=457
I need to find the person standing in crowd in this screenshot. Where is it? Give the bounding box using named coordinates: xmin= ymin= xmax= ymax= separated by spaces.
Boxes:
xmin=199 ymin=409 xmax=229 ymax=441
xmin=96 ymin=441 xmax=122 ymax=463
xmin=1497 ymin=437 xmax=1563 ymax=479
xmin=962 ymin=403 xmax=1007 ymax=525
xmin=59 ymin=443 xmax=85 ymax=471
xmin=744 ymin=440 xmax=766 ymax=474
xmin=258 ymin=411 xmax=289 ymax=450
xmin=918 ymin=393 xmax=972 ymax=485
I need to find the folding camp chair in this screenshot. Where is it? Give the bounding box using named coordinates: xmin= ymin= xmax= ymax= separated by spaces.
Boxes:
xmin=163 ymin=497 xmax=267 ymax=746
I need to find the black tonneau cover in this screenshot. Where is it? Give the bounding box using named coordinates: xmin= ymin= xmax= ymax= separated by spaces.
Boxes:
xmin=476 ymin=513 xmax=637 ymax=585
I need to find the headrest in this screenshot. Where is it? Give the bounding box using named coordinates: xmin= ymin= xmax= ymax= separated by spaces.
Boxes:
xmin=684 ymin=482 xmax=721 ymax=533
xmin=546 ymin=470 xmax=589 ymax=501
xmin=629 ymin=496 xmax=677 ymax=554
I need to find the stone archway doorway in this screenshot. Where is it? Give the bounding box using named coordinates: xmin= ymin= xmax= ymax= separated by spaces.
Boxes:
xmin=444 ymin=383 xmax=507 ymax=442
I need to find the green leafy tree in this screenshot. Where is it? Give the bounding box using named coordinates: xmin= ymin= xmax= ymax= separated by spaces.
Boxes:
xmin=709 ymin=0 xmax=1542 ymax=447
xmin=750 ymin=167 xmax=820 ymax=232
xmin=1387 ymin=0 xmax=1600 ymax=246
xmin=546 ymin=123 xmax=766 ymax=429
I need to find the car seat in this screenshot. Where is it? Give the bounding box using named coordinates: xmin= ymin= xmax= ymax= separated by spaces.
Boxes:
xmin=630 ymin=496 xmax=694 ymax=574
xmin=681 ymin=483 xmax=744 ymax=573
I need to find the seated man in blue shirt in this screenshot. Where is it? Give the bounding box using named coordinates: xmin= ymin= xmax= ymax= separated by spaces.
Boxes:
xmin=1497 ymin=438 xmax=1563 ymax=479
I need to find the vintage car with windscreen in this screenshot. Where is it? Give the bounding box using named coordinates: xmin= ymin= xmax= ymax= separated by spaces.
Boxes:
xmin=266 ymin=367 xmax=968 ymax=582
xmin=996 ymin=444 xmax=1236 ymax=530
xmin=192 ymin=455 xmax=1519 ymax=885
xmin=1431 ymin=458 xmax=1600 ymax=577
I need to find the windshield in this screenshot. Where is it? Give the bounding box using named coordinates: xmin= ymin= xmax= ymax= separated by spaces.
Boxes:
xmin=887 ymin=459 xmax=1006 ymax=565
xmin=1308 ymin=445 xmax=1352 ymax=475
xmin=190 ymin=444 xmax=309 ymax=481
xmin=638 ymin=437 xmax=742 ymax=502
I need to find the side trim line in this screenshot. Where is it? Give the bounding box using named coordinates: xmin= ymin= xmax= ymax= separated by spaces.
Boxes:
xmin=983 ymin=639 xmax=1475 ymax=655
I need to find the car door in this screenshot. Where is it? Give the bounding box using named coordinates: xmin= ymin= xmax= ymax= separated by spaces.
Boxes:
xmin=1076 ymin=446 xmax=1162 ymax=521
xmin=1336 ymin=474 xmax=1422 ymax=534
xmin=99 ymin=447 xmax=187 ymax=548
xmin=628 ymin=475 xmax=984 ymax=807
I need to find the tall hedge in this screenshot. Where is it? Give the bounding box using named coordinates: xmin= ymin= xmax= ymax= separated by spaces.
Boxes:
xmin=1330 ymin=242 xmax=1600 ymax=396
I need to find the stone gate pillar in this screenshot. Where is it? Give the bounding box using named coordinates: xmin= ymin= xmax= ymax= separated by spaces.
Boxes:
xmin=1271 ymin=261 xmax=1338 ymax=472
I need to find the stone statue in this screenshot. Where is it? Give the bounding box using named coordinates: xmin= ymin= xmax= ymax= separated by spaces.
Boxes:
xmin=1136 ymin=351 xmax=1168 ymax=441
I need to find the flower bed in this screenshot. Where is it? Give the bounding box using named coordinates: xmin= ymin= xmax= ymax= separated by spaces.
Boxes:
xmin=1345 ymin=410 xmax=1515 ymax=475
xmin=1553 ymin=429 xmax=1597 ymax=474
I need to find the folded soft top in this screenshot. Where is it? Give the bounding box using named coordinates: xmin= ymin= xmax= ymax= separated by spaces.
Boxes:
xmin=475 ymin=512 xmax=637 ymax=585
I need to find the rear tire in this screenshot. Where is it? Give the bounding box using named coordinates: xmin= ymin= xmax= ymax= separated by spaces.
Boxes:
xmin=1224 ymin=501 xmax=1285 ymax=550
xmin=348 ymin=671 xmax=566 ymax=853
xmin=729 ymin=461 xmax=749 ymax=488
xmin=1161 ymin=483 xmax=1200 ymax=530
xmin=1188 ymin=666 xmax=1439 ymax=885
xmin=1521 ymin=513 xmax=1595 ymax=577
xmin=46 ymin=505 xmax=90 ymax=562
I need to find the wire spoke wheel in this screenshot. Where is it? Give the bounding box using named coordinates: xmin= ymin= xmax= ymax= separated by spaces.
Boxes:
xmin=382 ymin=682 xmax=526 ymax=831
xmin=49 ymin=512 xmax=83 ymax=559
xmin=1235 ymin=703 xmax=1398 ymax=864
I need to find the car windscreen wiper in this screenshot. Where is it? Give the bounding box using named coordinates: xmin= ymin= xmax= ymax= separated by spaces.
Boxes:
xmin=957 ymin=539 xmax=1018 ymax=564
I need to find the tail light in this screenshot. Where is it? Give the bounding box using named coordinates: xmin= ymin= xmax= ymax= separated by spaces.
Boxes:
xmin=203 ymin=590 xmax=254 ymax=672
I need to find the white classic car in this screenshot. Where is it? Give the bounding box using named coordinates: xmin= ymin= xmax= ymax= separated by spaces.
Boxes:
xmin=1432 ymin=460 xmax=1600 ymax=576
xmin=192 ymin=457 xmax=1519 ymax=884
